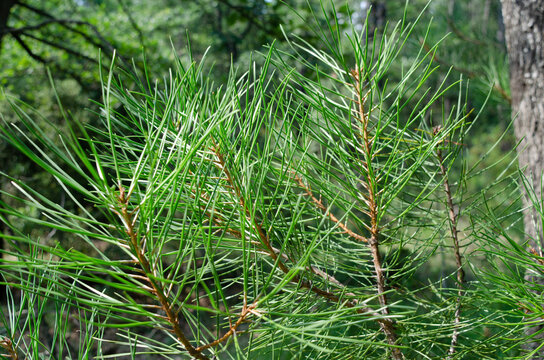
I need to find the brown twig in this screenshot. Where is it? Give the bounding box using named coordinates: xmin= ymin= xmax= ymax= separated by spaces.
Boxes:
xmin=529 ymin=248 xmax=544 ymax=266
xmin=196 ymin=301 xmax=258 ymax=351
xmin=0 ymin=337 xmax=19 ymax=360
xmin=292 ymin=173 xmax=369 ymax=243
xmin=111 ymin=185 xmax=208 ymax=360
xmin=493 ymin=82 xmax=512 ymax=104
xmin=433 ymin=126 xmax=465 ymax=358
xmin=211 ymin=141 xmax=291 ymax=274
xmin=209 ymin=140 xmax=392 ymax=325
xmin=351 ymin=66 xmax=404 ymax=360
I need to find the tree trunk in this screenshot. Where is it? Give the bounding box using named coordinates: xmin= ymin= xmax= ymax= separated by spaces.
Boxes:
xmin=0 ymin=0 xmax=17 ymax=52
xmin=0 ymin=0 xmax=17 ymax=303
xmin=370 ymin=1 xmax=387 ymax=33
xmin=501 ymin=0 xmax=544 ymax=357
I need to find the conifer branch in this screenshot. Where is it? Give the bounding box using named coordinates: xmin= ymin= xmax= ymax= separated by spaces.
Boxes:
xmin=210 ymin=140 xmax=291 ymax=275
xmin=351 ymin=67 xmax=404 ymax=360
xmin=292 ymin=173 xmax=369 ymax=243
xmin=434 ymin=126 xmax=465 ymax=358
xmin=210 ymin=141 xmax=390 ymax=323
xmin=196 ymin=301 xmax=258 ymax=351
xmin=111 ymin=185 xmax=208 ymax=360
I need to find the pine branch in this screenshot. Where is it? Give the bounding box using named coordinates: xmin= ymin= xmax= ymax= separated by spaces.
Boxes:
xmin=196 ymin=301 xmax=258 ymax=352
xmin=110 ymin=185 xmax=208 ymax=360
xmin=351 ymin=66 xmax=404 ymax=360
xmin=188 ymin=168 xmax=367 ymax=301
xmin=434 ymin=126 xmax=465 ymax=358
xmin=292 ymin=173 xmax=369 ymax=243
xmin=209 ymin=140 xmax=390 ymax=323
xmin=210 ymin=140 xmax=290 ymax=275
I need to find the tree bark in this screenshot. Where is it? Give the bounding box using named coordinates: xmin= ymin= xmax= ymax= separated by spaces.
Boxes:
xmin=501 ymin=0 xmax=544 ymax=357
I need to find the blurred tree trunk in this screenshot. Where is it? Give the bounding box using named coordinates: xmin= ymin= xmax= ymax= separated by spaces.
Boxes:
xmin=501 ymin=0 xmax=544 ymax=357
xmin=370 ymin=1 xmax=386 ymax=33
xmin=0 ymin=0 xmax=16 ymax=51
xmin=482 ymin=0 xmax=491 ymax=36
xmin=0 ymin=0 xmax=16 ymax=302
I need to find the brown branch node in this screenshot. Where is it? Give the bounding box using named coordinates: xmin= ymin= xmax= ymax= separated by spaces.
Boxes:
xmin=196 ymin=302 xmax=258 ymax=352
xmin=0 ymin=337 xmax=19 ymax=360
xmin=291 ymin=172 xmax=369 ymax=243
